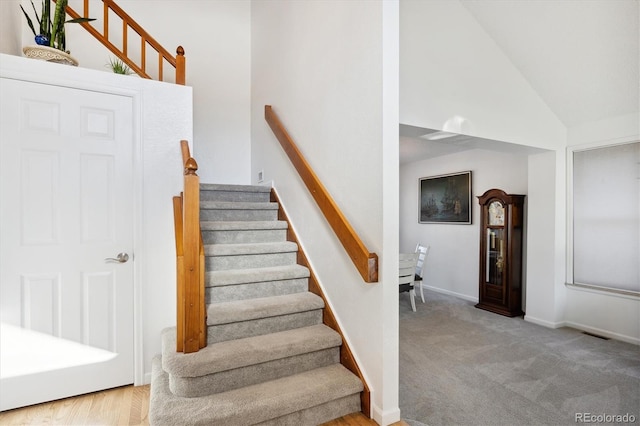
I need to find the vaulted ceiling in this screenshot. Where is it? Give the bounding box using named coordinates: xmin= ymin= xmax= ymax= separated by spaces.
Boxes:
xmin=400 ymin=0 xmax=639 ymax=163
xmin=460 ymin=0 xmax=638 ymax=128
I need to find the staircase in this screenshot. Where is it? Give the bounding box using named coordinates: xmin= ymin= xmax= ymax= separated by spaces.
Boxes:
xmin=150 ymin=183 xmax=364 ymax=425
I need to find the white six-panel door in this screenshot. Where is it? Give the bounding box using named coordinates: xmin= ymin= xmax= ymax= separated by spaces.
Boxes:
xmin=0 ymin=78 xmax=134 ymax=411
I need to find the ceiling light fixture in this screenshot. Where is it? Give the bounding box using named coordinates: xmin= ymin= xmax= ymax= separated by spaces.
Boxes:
xmin=421 ymin=131 xmax=458 ymax=140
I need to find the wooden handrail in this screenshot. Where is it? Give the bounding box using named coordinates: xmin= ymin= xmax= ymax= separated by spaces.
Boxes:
xmin=63 ymin=0 xmax=186 ymax=85
xmin=264 ymin=105 xmax=378 ymax=283
xmin=173 ymin=140 xmax=205 ymax=353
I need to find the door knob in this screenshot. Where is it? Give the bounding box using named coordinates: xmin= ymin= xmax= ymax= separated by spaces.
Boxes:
xmin=105 ymin=252 xmax=129 ymax=263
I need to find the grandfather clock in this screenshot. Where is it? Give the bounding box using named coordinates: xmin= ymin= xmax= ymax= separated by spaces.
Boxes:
xmin=476 ymin=189 xmax=525 ymax=317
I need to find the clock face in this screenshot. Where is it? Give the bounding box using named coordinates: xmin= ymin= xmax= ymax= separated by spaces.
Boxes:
xmin=488 ymin=201 xmax=505 ymax=226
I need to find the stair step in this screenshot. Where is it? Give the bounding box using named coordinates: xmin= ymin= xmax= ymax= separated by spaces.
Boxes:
xmin=205 ymin=241 xmax=298 ymax=256
xmin=163 ymin=324 xmax=340 ymax=377
xmin=162 ymin=324 xmax=341 ymax=396
xmin=200 ymin=201 xmax=279 ymax=221
xmin=206 ymin=264 xmax=310 ymax=303
xmin=206 ymin=264 xmax=310 ymax=287
xmin=201 ymin=220 xmax=288 ymax=244
xmin=201 ymin=220 xmax=288 ymax=231
xmin=200 ymin=183 xmax=271 ymax=203
xmin=205 ymin=242 xmax=298 ymax=270
xmin=205 ymin=264 xmax=309 ymax=303
xmin=204 ymin=293 xmax=323 ymax=343
xmin=150 ymin=356 xmax=363 ymax=426
xmin=207 ymin=280 xmax=309 ymax=303
xmin=201 ymin=201 xmax=279 ymax=210
xmin=207 ymin=292 xmax=323 ymax=325
xmin=207 ymin=309 xmax=322 ymax=345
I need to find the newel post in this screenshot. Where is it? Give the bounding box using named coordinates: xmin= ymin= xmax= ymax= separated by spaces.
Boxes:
xmin=176 ymin=46 xmax=186 ymax=85
xmin=182 ymin=156 xmax=201 ymax=353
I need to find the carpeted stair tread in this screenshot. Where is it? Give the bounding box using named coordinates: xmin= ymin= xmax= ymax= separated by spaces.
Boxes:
xmin=205 ymin=241 xmax=298 ymax=256
xmin=150 ymin=356 xmax=363 ymax=426
xmin=201 ymin=200 xmax=279 ymax=210
xmin=200 ymin=220 xmax=288 ymax=231
xmin=207 ymin=292 xmax=323 ymax=326
xmin=200 ymin=183 xmax=271 ymax=193
xmin=206 ymin=264 xmax=309 ymax=287
xmin=162 ymin=324 xmax=341 ymax=378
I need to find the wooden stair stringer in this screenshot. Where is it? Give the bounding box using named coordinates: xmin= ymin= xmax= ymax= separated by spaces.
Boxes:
xmin=270 ymin=187 xmax=371 ymax=418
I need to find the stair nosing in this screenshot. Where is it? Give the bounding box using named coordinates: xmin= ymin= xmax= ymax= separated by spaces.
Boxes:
xmin=200 ymin=201 xmax=279 ymax=210
xmin=200 ymin=220 xmax=288 ymax=231
xmin=200 ymin=183 xmax=271 ymax=193
xmin=205 ymin=241 xmax=298 ymax=256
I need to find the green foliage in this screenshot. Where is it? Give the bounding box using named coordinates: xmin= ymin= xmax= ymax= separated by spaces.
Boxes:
xmin=20 ymin=0 xmax=95 ymax=52
xmin=19 ymin=4 xmax=37 ymax=37
xmin=107 ymin=57 xmax=133 ymax=75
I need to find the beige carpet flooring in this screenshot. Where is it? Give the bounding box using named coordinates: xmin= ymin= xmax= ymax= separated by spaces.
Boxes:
xmin=399 ymin=290 xmax=640 ymax=426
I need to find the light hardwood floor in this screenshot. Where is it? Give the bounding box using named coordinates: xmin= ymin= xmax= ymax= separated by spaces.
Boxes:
xmin=0 ymin=385 xmax=408 ymax=426
xmin=0 ymin=385 xmax=150 ymax=425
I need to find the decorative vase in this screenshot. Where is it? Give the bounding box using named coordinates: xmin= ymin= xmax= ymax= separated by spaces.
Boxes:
xmin=34 ymin=34 xmax=49 ymax=46
xmin=22 ymin=45 xmax=78 ymax=67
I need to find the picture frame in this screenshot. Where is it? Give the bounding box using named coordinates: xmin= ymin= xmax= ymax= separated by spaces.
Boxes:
xmin=419 ymin=171 xmax=472 ymax=224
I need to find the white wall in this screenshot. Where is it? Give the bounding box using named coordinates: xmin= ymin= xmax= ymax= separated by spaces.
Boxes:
xmin=400 ymin=0 xmax=566 ymax=150
xmin=0 ymin=53 xmax=193 ymax=383
xmin=525 ymin=151 xmax=566 ymax=328
xmin=0 ymin=0 xmax=21 ymax=56
xmin=251 ymin=1 xmax=401 ymax=423
xmin=400 ymin=150 xmax=528 ymax=302
xmin=16 ymin=0 xmax=251 ymax=185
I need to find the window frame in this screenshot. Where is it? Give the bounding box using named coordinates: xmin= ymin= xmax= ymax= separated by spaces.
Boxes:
xmin=566 ymin=138 xmax=640 ymax=299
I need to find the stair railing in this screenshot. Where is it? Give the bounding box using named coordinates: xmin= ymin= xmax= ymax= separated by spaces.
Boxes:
xmin=63 ymin=0 xmax=185 ymax=84
xmin=264 ymin=105 xmax=378 ymax=283
xmin=173 ymin=140 xmax=206 ymax=353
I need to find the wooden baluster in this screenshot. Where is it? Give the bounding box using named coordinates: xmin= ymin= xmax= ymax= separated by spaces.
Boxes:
xmin=158 ymin=52 xmax=163 ymax=82
xmin=103 ymin=2 xmax=109 ymax=39
xmin=176 ymin=46 xmax=186 ymax=85
xmin=141 ymin=38 xmax=146 ymax=73
xmin=83 ymin=0 xmax=88 ymax=17
xmin=182 ymin=157 xmax=201 ymax=353
xmin=122 ymin=21 xmax=128 ymax=56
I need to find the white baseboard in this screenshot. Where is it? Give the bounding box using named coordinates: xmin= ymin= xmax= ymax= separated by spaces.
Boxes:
xmin=523 ymin=315 xmax=565 ymax=329
xmin=371 ymin=403 xmax=400 ymax=426
xmin=143 ymin=372 xmax=152 ymax=385
xmin=524 ymin=315 xmax=640 ymax=345
xmin=424 ymin=285 xmax=478 ymax=303
xmin=563 ymin=321 xmax=640 ymax=345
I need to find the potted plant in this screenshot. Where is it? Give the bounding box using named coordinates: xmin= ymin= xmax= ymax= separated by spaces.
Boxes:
xmin=106 ymin=57 xmax=133 ymax=75
xmin=20 ymin=0 xmax=94 ymax=64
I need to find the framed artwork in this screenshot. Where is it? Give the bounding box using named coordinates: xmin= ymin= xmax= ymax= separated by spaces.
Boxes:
xmin=419 ymin=171 xmax=472 ymax=224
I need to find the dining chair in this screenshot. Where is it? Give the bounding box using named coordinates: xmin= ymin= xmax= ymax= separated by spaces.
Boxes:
xmin=399 ymin=252 xmax=419 ymax=312
xmin=414 ymin=244 xmax=430 ymax=303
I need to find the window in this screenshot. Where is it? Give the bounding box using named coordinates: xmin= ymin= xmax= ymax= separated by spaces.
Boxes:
xmin=571 ymin=141 xmax=639 ymax=295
